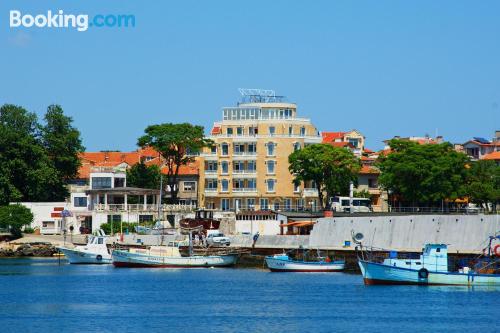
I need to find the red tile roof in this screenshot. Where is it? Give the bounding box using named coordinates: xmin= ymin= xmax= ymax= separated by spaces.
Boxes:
xmin=326 ymin=142 xmax=355 ymax=149
xmin=211 ymin=126 xmax=221 ymax=135
xmin=359 ymin=165 xmax=380 ymax=175
xmin=78 ymin=148 xmax=199 ymax=179
xmin=483 ymin=151 xmax=500 ymax=160
xmin=321 ymin=131 xmax=345 ymax=143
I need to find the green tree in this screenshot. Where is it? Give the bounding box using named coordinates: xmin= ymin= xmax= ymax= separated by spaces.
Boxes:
xmin=137 ymin=123 xmax=212 ymax=203
xmin=465 ymin=160 xmax=500 ymax=210
xmin=42 ymin=105 xmax=85 ymax=200
xmin=377 ymin=139 xmax=470 ymax=207
xmin=0 ymin=104 xmax=59 ymax=204
xmin=354 ymin=189 xmax=372 ymax=199
xmin=0 ymin=204 xmax=34 ymax=238
xmin=126 ymin=162 xmax=161 ymax=189
xmin=288 ymin=144 xmax=361 ymax=209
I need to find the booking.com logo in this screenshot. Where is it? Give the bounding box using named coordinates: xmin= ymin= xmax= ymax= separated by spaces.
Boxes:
xmin=9 ymin=10 xmax=135 ymax=32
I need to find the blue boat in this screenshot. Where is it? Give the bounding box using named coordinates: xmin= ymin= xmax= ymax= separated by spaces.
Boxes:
xmin=357 ymin=235 xmax=500 ymax=286
xmin=265 ymin=251 xmax=345 ymax=272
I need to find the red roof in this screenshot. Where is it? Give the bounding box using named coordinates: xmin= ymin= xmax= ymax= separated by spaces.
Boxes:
xmin=321 ymin=131 xmax=345 ymax=143
xmin=363 ymin=148 xmax=374 ymax=153
xmin=211 ymin=126 xmax=221 ymax=135
xmin=326 ymin=141 xmax=355 ymax=149
xmin=359 ymin=165 xmax=380 ymax=175
xmin=78 ymin=148 xmax=199 ymax=178
xmin=483 ymin=151 xmax=500 ymax=160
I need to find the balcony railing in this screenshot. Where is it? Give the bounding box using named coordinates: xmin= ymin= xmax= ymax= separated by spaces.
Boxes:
xmin=204 ymin=188 xmax=217 ymax=192
xmin=232 ymin=170 xmax=257 ymax=174
xmin=303 ymin=188 xmax=319 ymax=196
xmin=233 ymin=151 xmax=257 ymax=156
xmin=232 ymin=188 xmax=258 ymax=193
xmin=205 ymin=170 xmax=218 ymax=174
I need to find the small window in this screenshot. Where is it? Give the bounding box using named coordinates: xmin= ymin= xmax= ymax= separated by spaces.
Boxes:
xmin=269 ymin=126 xmax=275 ymax=136
xmin=183 ymin=181 xmax=196 ymax=192
xmin=436 ymin=248 xmax=441 ymax=252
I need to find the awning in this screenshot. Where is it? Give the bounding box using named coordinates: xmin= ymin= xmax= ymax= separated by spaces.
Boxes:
xmin=280 ymin=221 xmax=316 ymax=228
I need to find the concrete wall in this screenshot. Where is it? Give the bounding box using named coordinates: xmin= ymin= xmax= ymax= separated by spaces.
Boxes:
xmin=234 ymin=219 xmax=281 ymax=235
xmin=310 ymin=214 xmax=500 ymax=253
xmin=229 ymin=234 xmax=309 ymax=249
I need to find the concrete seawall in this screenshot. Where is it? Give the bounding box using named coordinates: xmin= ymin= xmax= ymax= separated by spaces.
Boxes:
xmin=310 ymin=214 xmax=500 ymax=253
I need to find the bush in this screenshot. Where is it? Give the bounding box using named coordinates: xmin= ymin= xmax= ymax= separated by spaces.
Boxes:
xmin=0 ymin=204 xmax=34 ymax=238
xmin=99 ymin=222 xmax=153 ymax=235
xmin=23 ymin=227 xmax=35 ymax=234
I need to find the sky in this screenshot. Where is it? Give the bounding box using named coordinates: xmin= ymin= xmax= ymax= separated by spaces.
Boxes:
xmin=1 ymin=1 xmax=499 ymax=151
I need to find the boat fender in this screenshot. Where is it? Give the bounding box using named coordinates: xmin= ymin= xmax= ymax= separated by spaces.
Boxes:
xmin=96 ymin=255 xmax=103 ymax=261
xmin=494 ymin=245 xmax=500 ymax=257
xmin=418 ymin=268 xmax=429 ymax=279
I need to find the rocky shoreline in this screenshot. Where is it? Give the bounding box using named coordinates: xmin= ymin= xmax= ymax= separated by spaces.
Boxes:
xmin=0 ymin=243 xmax=58 ymax=257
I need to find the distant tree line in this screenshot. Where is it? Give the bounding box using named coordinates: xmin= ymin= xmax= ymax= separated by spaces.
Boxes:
xmin=0 ymin=104 xmax=84 ymax=205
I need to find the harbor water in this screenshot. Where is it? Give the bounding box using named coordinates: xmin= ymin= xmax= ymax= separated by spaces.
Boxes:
xmin=0 ymin=258 xmax=499 ymax=333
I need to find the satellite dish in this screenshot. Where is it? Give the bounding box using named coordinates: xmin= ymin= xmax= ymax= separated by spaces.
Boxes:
xmin=352 ymin=232 xmax=364 ymax=243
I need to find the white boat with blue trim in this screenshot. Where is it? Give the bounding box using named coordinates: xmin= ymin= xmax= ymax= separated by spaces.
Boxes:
xmin=57 ymin=230 xmax=111 ymax=264
xmin=265 ymin=252 xmax=345 ymax=272
xmin=357 ymin=235 xmax=500 ymax=286
xmin=112 ymin=241 xmax=238 ymax=268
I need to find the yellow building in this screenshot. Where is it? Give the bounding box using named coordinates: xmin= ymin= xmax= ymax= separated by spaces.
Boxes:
xmin=198 ymin=90 xmax=322 ymax=212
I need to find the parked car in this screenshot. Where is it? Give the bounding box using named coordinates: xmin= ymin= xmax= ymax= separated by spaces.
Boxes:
xmin=206 ymin=230 xmax=231 ymax=246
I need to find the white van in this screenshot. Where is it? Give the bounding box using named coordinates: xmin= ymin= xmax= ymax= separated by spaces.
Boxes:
xmin=329 ymin=196 xmax=372 ymax=213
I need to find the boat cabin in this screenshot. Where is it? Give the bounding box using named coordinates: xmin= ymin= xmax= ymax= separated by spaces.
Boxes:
xmin=382 ymin=244 xmax=448 ymax=272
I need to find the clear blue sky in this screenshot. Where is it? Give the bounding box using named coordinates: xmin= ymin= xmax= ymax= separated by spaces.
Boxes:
xmin=1 ymin=1 xmax=499 ymax=151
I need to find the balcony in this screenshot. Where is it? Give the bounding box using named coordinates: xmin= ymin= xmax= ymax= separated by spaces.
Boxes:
xmin=204 ymin=170 xmax=218 ymax=178
xmin=232 ymin=170 xmax=257 ymax=177
xmin=232 ymin=188 xmax=258 ymax=196
xmin=303 ymin=188 xmax=319 ymax=196
xmin=204 ymin=188 xmax=218 ymax=197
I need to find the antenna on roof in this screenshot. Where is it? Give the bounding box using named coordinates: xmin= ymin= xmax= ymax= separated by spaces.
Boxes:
xmin=238 ymin=88 xmax=284 ymax=103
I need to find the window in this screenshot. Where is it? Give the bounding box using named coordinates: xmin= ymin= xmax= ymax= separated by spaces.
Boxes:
xmin=234 ymin=144 xmax=245 ymax=154
xmin=274 ymin=201 xmax=280 ymax=211
xmin=247 ymin=161 xmax=256 ymax=172
xmin=267 ymin=160 xmax=275 ymax=174
xmin=107 ymin=214 xmax=121 ymax=223
xmin=368 ymin=178 xmax=378 ymax=188
xmin=266 ymin=142 xmax=275 ymax=156
xmin=221 ymin=179 xmax=229 ymax=192
xmin=139 ymin=215 xmax=154 ymax=222
xmin=284 ymin=198 xmax=291 ymax=210
xmin=227 ymin=127 xmax=233 ymax=136
xmin=249 ymin=126 xmax=258 ymax=136
xmin=221 ymin=161 xmax=229 ymax=174
xmin=233 ymin=161 xmax=244 ymax=172
xmin=247 ymin=179 xmax=256 ymax=189
xmin=266 ymin=179 xmax=276 ymax=192
xmin=294 ymin=183 xmax=301 ymax=193
xmin=297 ymin=199 xmax=304 ymax=210
xmin=248 ymin=143 xmax=256 ymax=153
xmin=205 ymin=161 xmax=217 ymax=171
xmin=348 ymin=138 xmax=359 ymax=148
xmin=221 ymin=199 xmax=230 ymax=211
xmin=269 ymin=126 xmax=275 ymax=136
xmin=288 ymin=126 xmax=293 ymax=136
xmin=236 ymin=127 xmax=243 ymax=136
xmin=260 ymin=198 xmax=269 ymax=210
xmin=234 ymin=199 xmax=242 ymax=210
xmin=92 ymin=177 xmax=111 ymax=189
xmin=73 ymin=197 xmax=87 ymax=207
xmin=205 ymin=180 xmax=217 ymax=189
xmin=183 ymin=181 xmax=196 ymax=192
xmin=114 ymin=177 xmax=125 ymax=188
xmin=300 ymin=127 xmax=306 ymax=136
xmin=221 ymin=143 xmax=229 ymax=156
xmin=233 ymin=179 xmax=244 ymax=189
xmin=210 ymin=145 xmax=217 ymax=154
xmin=293 ymin=142 xmax=301 ymax=151
xmin=247 ymin=198 xmax=255 ymax=210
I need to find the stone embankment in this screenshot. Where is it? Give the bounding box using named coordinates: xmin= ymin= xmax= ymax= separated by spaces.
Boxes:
xmin=0 ymin=242 xmax=57 ymax=257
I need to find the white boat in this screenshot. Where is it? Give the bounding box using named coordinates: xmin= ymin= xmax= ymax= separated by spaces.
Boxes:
xmin=112 ymin=241 xmax=238 ymax=268
xmin=265 ymin=254 xmax=345 ymax=272
xmin=357 ymin=236 xmax=500 ymax=286
xmin=57 ymin=230 xmax=112 ymax=264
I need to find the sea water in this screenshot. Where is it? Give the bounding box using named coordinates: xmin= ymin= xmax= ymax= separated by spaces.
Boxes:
xmin=0 ymin=258 xmax=498 ymax=333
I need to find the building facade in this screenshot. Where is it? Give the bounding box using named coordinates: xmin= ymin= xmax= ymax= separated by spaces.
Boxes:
xmin=198 ymin=92 xmax=322 ymax=212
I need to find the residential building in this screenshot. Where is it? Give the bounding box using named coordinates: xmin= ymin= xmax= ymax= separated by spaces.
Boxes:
xmin=383 ymin=135 xmax=444 ymax=150
xmin=198 ymin=89 xmax=322 ymax=212
xmin=483 ymin=151 xmax=500 ymax=166
xmin=462 ymin=133 xmax=500 ymax=160
xmin=322 ymin=130 xmax=365 ymax=156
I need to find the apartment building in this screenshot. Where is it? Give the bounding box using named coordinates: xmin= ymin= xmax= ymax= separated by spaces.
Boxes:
xmin=198 ymin=90 xmax=322 ymax=212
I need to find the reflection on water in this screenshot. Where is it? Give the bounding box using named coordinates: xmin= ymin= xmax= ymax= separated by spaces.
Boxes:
xmin=0 ymin=258 xmax=499 ymax=333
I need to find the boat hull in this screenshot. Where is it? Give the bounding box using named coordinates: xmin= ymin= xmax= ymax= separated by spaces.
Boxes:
xmin=265 ymin=257 xmax=345 ymax=272
xmin=112 ymin=249 xmax=238 ymax=268
xmin=359 ymin=260 xmax=500 ymax=286
xmin=57 ymin=247 xmax=112 ymax=264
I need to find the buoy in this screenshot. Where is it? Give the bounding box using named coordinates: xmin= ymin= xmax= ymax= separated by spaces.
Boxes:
xmin=493 ymin=245 xmax=500 ymax=256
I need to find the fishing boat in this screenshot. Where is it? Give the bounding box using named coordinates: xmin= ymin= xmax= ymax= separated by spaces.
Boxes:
xmin=265 ymin=250 xmax=345 ymax=272
xmin=112 ymin=241 xmax=238 ymax=268
xmin=356 ymin=233 xmax=500 ymax=286
xmin=56 ymin=230 xmax=111 ymax=264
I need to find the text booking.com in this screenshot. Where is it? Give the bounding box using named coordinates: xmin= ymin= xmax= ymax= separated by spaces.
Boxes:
xmin=9 ymin=10 xmax=135 ymax=32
